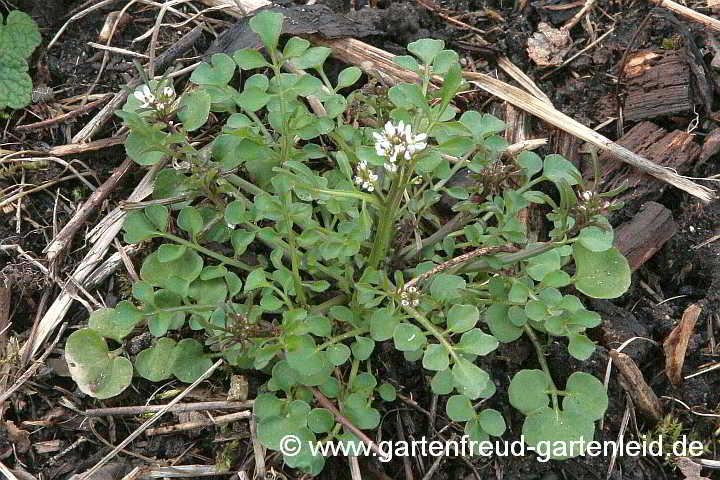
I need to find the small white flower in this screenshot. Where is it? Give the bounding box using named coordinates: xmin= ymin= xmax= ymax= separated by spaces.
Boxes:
xmin=581 ymin=190 xmax=594 ymax=201
xmin=134 ymin=85 xmax=155 ymax=108
xmin=354 ymin=160 xmax=378 ymax=192
xmin=373 ymin=121 xmax=428 ymax=173
xmin=162 ymin=86 xmax=175 ymax=98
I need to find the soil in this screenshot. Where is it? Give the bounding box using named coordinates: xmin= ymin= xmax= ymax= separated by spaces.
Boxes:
xmin=1 ymin=0 xmax=720 ymax=479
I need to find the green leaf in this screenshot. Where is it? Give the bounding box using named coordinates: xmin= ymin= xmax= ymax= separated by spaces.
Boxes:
xmin=307 ymin=408 xmax=334 ymax=433
xmin=190 ymin=53 xmax=235 ymax=86
xmin=422 ymin=344 xmax=449 ymax=371
xmin=447 ymin=304 xmax=479 ymax=333
xmin=351 ymin=336 xmax=375 ymax=361
xmin=446 ymin=394 xmax=475 ymax=421
xmin=145 ymin=205 xmax=169 ymax=231
xmin=87 ymin=306 xmax=136 ymax=343
xmin=522 ymin=407 xmax=595 ymax=459
xmin=123 ymin=210 xmax=159 ymax=244
xmin=432 ymin=49 xmax=459 ymax=74
xmin=429 ymin=274 xmax=465 ymax=301
xmin=478 ymin=408 xmax=506 ymax=437
xmin=254 ymin=393 xmax=285 ymax=420
xmin=135 ymin=337 xmax=177 ymax=381
xmin=578 ymin=226 xmax=614 ymax=252
xmin=393 ymin=55 xmax=420 ymax=72
xmin=377 ymin=383 xmax=396 ymax=401
xmin=543 ymin=154 xmax=581 ymax=186
xmin=336 ymin=67 xmax=362 ymax=89
xmin=485 ymin=304 xmax=523 ymax=343
xmin=171 ymin=338 xmax=213 ymax=383
xmin=568 ymin=333 xmax=595 ymax=360
xmin=64 ymin=328 xmax=132 ymax=399
xmin=233 ymin=49 xmax=269 ymax=70
xmin=1 ymin=11 xmax=41 ymax=59
xmin=283 ymin=37 xmax=310 ymax=58
xmin=231 ymin=230 xmax=255 ymax=255
xmin=0 ymin=11 xmax=41 ymax=110
xmin=573 ymin=244 xmax=631 ymax=299
xmin=541 ymin=270 xmax=572 ymax=288
xmin=293 ymin=47 xmax=331 ymax=69
xmin=178 ymin=89 xmax=211 ymax=131
xmin=563 ymin=372 xmax=608 ymax=420
xmin=370 ymin=308 xmax=399 ymax=341
xmin=393 ymin=323 xmax=426 ymax=351
xmin=464 ymin=417 xmax=489 ymax=443
xmin=249 ymin=10 xmax=284 ymax=51
xmin=508 ymin=369 xmax=549 ymax=415
xmin=177 ymin=206 xmax=204 ymax=236
xmin=452 ymin=358 xmax=489 ymax=399
xmin=325 ymin=344 xmax=351 ymax=366
xmin=455 ymin=329 xmax=498 ymax=356
xmin=507 ymin=306 xmax=528 ymax=327
xmin=236 ymin=86 xmax=270 ymax=112
xmin=516 ymin=151 xmax=543 ymax=176
xmin=430 ymin=369 xmax=453 ymax=395
xmin=408 ymin=38 xmax=444 ymax=65
xmin=157 ymin=244 xmax=186 ymax=263
xmin=388 ymin=83 xmax=427 ymax=110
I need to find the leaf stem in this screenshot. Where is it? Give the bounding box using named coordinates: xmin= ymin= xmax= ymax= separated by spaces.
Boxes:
xmin=403 ymin=305 xmax=459 ymax=363
xmin=315 ymin=327 xmax=369 ymax=352
xmin=157 ymin=232 xmax=255 ymax=271
xmin=523 ymin=324 xmax=559 ymax=412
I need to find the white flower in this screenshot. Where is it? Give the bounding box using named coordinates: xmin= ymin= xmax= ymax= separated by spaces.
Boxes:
xmin=397 ymin=284 xmax=420 ymax=307
xmin=373 ymin=121 xmax=428 ymax=173
xmin=354 ymin=160 xmax=378 ymax=192
xmin=134 ymin=84 xmax=176 ymax=111
xmin=133 ymin=85 xmax=155 ymax=108
xmin=581 ymin=190 xmax=594 ymax=201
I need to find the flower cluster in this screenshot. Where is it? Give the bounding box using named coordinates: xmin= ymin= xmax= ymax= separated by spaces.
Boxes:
xmin=576 ymin=189 xmax=615 ymax=216
xmin=134 ymin=84 xmax=176 ymax=112
xmin=397 ymin=285 xmax=420 ymax=307
xmin=354 ymin=160 xmax=378 ymax=192
xmin=373 ymin=121 xmax=427 ymax=173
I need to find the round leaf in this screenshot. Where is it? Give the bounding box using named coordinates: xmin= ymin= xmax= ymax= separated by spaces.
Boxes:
xmin=447 ymin=304 xmax=479 ymax=333
xmin=178 ymin=89 xmax=211 ymax=131
xmin=522 ymin=407 xmax=596 ymax=460
xmin=446 ymin=394 xmax=475 ymax=422
xmin=477 ymin=408 xmax=506 ymax=437
xmin=508 ymin=369 xmax=549 ymax=415
xmin=422 ymin=344 xmax=449 ymax=371
xmin=563 ymin=372 xmax=608 ymax=421
xmin=135 ymin=337 xmax=177 ymax=381
xmin=393 ymin=323 xmax=426 ymax=351
xmin=573 ymin=245 xmax=631 ymax=299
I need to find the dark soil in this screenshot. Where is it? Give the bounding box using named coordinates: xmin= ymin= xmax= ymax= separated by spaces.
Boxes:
xmin=2 ymin=0 xmax=720 ymax=479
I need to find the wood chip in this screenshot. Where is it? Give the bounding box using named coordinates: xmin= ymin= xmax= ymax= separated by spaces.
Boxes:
xmin=609 ymin=350 xmax=663 ymax=421
xmin=663 ymin=303 xmax=702 ymax=386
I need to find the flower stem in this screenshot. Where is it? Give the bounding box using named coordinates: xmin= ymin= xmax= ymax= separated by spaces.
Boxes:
xmin=368 ymin=173 xmax=406 ymax=269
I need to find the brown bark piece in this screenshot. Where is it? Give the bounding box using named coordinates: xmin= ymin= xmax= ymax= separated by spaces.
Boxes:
xmin=622 ymin=50 xmax=693 ymax=121
xmin=663 ymin=303 xmax=702 ymax=386
xmin=609 ymin=350 xmax=663 ymax=421
xmin=595 ymin=121 xmax=701 ymax=203
xmin=614 ymin=201 xmax=677 ymax=271
xmin=699 ymin=127 xmax=720 ymax=164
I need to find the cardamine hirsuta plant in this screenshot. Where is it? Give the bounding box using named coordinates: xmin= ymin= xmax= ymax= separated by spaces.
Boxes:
xmin=64 ymin=11 xmax=631 ymax=475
